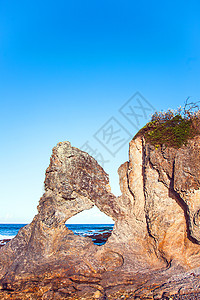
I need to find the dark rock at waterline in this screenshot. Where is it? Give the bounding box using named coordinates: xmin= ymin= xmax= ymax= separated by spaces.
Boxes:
xmin=89 ymin=231 xmax=112 ymax=245
xmin=0 ymin=239 xmax=11 ymax=248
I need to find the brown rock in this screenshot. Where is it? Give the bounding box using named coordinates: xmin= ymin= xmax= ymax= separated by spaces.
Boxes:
xmin=1 ymin=138 xmax=200 ymax=299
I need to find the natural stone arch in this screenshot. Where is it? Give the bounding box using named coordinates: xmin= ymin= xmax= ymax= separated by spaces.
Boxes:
xmin=23 ymin=141 xmax=119 ymax=258
xmin=2 ymin=138 xmax=200 ymax=299
xmin=0 ymin=142 xmax=123 ymax=284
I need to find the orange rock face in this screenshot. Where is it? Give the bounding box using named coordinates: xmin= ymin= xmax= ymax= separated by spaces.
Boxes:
xmin=1 ymin=139 xmax=200 ymax=299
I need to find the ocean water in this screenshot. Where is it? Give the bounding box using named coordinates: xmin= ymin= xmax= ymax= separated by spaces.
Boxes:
xmin=0 ymin=224 xmax=25 ymax=240
xmin=0 ymin=224 xmax=114 ymax=245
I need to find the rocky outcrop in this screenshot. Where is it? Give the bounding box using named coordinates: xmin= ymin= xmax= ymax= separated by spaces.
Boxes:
xmin=1 ymin=137 xmax=200 ymax=299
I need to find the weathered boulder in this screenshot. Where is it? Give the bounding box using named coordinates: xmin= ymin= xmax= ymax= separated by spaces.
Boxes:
xmin=1 ymin=137 xmax=200 ymax=299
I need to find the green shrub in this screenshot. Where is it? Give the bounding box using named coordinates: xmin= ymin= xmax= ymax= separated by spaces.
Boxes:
xmin=135 ymin=100 xmax=200 ymax=148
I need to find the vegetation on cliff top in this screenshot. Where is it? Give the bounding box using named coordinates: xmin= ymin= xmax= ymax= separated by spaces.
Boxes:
xmin=135 ymin=99 xmax=200 ymax=148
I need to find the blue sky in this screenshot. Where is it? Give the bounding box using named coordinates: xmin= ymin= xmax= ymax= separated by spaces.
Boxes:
xmin=0 ymin=0 xmax=200 ymax=223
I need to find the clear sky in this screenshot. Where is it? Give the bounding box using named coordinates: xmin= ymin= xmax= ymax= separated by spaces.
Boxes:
xmin=0 ymin=0 xmax=200 ymax=224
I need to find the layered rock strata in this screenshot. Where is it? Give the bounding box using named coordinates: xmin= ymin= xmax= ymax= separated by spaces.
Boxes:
xmin=1 ymin=137 xmax=200 ymax=299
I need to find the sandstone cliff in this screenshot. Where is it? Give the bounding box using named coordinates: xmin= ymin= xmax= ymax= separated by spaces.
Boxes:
xmin=1 ymin=136 xmax=200 ymax=299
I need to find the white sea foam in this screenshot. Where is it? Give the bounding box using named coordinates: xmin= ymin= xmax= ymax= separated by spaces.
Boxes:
xmin=0 ymin=234 xmax=15 ymax=240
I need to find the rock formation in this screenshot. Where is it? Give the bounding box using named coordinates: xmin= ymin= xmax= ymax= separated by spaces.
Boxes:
xmin=1 ymin=136 xmax=200 ymax=299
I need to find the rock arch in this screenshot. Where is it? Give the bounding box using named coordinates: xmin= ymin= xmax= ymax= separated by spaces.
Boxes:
xmin=1 ymin=139 xmax=200 ymax=299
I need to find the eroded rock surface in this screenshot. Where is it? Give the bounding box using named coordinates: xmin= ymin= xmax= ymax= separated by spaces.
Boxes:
xmin=1 ymin=138 xmax=200 ymax=299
